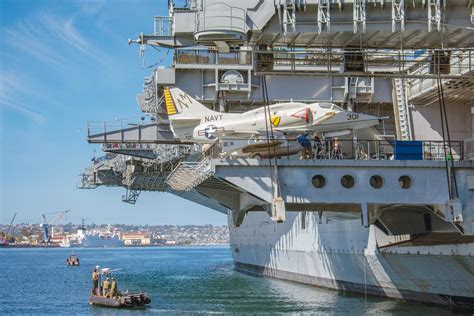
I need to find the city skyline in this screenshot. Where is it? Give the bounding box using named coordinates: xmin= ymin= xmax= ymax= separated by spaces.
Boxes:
xmin=0 ymin=0 xmax=226 ymax=225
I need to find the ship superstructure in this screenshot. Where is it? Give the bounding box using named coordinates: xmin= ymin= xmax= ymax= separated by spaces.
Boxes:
xmin=80 ymin=0 xmax=474 ymax=309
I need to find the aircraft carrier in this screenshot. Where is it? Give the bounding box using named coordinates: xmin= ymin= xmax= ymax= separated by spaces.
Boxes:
xmin=80 ymin=0 xmax=474 ymax=309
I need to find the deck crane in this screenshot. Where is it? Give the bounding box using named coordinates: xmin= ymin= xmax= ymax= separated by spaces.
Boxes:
xmin=41 ymin=210 xmax=71 ymax=243
xmin=1 ymin=212 xmax=17 ymax=246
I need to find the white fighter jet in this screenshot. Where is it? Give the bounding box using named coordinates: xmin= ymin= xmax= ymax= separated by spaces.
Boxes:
xmin=164 ymin=87 xmax=384 ymax=156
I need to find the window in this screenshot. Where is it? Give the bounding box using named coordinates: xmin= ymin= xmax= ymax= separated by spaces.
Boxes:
xmin=312 ymin=175 xmax=326 ymax=188
xmin=398 ymin=175 xmax=412 ymax=189
xmin=369 ymin=175 xmax=384 ymax=189
xmin=341 ymin=175 xmax=355 ymax=188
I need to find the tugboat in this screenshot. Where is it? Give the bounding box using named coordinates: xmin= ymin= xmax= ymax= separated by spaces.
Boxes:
xmin=66 ymin=254 xmax=80 ymax=266
xmin=89 ymin=267 xmax=151 ymax=309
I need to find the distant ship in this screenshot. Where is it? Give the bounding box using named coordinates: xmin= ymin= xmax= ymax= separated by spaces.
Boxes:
xmin=60 ymin=224 xmax=123 ymax=248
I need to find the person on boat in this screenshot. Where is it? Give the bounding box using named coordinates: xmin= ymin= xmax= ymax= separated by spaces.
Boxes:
xmin=102 ymin=277 xmax=110 ymax=297
xmin=92 ymin=266 xmax=100 ymax=295
xmin=109 ymin=277 xmax=118 ymax=298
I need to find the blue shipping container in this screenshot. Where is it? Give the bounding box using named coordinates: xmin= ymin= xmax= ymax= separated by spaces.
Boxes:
xmin=393 ymin=141 xmax=423 ymax=160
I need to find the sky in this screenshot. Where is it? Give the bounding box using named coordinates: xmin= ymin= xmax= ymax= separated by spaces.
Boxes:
xmin=0 ymin=0 xmax=227 ymax=225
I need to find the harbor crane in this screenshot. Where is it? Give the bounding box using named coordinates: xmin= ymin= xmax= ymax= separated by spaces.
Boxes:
xmin=1 ymin=212 xmax=17 ymax=246
xmin=41 ymin=210 xmax=71 ymax=243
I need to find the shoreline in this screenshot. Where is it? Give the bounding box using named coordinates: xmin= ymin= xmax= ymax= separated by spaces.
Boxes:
xmin=0 ymin=243 xmax=230 ymax=249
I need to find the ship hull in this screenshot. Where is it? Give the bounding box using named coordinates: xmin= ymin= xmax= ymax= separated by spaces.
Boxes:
xmin=79 ymin=238 xmax=124 ymax=248
xmin=229 ymin=211 xmax=474 ymax=310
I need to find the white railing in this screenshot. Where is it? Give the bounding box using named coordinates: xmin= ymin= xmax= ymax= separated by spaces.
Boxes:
xmin=195 ymin=3 xmax=246 ymax=34
xmin=153 ymin=16 xmax=174 ymax=36
xmin=166 ymin=156 xmax=213 ymax=191
xmin=408 ymin=50 xmax=474 ymax=98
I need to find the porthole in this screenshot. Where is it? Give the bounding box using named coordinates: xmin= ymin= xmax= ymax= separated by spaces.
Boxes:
xmin=312 ymin=175 xmax=326 ymax=188
xmin=398 ymin=175 xmax=412 ymax=189
xmin=340 ymin=175 xmax=355 ymax=189
xmin=369 ymin=175 xmax=384 ymax=189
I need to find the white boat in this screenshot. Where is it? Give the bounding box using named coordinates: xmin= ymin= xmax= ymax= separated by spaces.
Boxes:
xmin=77 ymin=227 xmax=123 ymax=248
xmin=59 ymin=239 xmax=70 ymax=248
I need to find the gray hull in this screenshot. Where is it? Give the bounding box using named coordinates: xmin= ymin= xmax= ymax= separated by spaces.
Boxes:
xmin=229 ymin=211 xmax=474 ymax=309
xmin=80 ymin=236 xmax=124 ymax=248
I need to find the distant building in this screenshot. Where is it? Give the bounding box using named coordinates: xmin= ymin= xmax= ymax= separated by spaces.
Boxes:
xmin=120 ymin=232 xmax=151 ymax=245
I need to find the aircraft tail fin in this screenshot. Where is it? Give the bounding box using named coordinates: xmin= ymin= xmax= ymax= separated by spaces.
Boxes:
xmin=165 ymin=87 xmax=217 ymax=119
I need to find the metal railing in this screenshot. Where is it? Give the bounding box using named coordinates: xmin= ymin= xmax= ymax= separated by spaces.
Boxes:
xmin=408 ymin=50 xmax=474 ymax=98
xmin=102 ymin=143 xmax=156 ymax=150
xmin=87 ymin=118 xmax=155 ymax=137
xmin=153 ymin=16 xmax=174 ymax=36
xmin=211 ymin=138 xmax=466 ymax=161
xmin=195 ymin=3 xmax=246 ymax=34
xmin=166 ymin=156 xmax=213 ymax=191
xmin=170 ymin=0 xmax=196 ymax=10
xmin=255 ymin=49 xmax=474 ymax=79
xmin=174 ymin=48 xmax=251 ymax=65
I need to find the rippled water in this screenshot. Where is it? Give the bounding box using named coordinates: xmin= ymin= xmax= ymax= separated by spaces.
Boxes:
xmin=0 ymin=247 xmax=454 ymax=315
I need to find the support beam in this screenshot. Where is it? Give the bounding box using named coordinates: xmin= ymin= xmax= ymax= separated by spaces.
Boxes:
xmin=428 ymin=0 xmax=441 ymax=32
xmin=353 ymin=0 xmax=366 ymax=33
xmin=317 ymin=0 xmax=331 ymax=34
xmin=392 ymin=0 xmax=405 ymax=32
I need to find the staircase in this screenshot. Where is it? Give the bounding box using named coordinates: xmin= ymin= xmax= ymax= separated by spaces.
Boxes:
xmin=166 ymin=156 xmax=214 ymax=191
xmin=392 ymin=78 xmax=411 ymax=140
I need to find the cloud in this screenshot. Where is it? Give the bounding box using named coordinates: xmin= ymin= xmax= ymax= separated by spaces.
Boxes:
xmin=3 ymin=19 xmax=69 ymax=70
xmin=74 ymin=0 xmax=107 ymax=16
xmin=40 ymin=13 xmax=110 ymax=65
xmin=0 ymin=96 xmax=46 ymax=124
xmin=3 ymin=11 xmax=113 ymax=70
xmin=0 ymin=73 xmax=47 ymax=124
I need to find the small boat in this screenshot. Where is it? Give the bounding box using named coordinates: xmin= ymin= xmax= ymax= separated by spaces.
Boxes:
xmin=89 ymin=293 xmax=151 ymax=309
xmin=66 ymin=254 xmax=80 ymax=266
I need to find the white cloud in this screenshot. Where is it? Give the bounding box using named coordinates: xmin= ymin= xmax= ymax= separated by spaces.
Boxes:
xmin=3 ymin=11 xmax=113 ymax=70
xmin=74 ymin=0 xmax=107 ymax=16
xmin=40 ymin=13 xmax=110 ymax=66
xmin=0 ymin=95 xmax=46 ymax=124
xmin=4 ymin=20 xmax=69 ymax=70
xmin=0 ymin=73 xmax=46 ymax=124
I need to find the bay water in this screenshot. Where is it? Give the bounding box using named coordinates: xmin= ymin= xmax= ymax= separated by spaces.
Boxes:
xmin=0 ymin=247 xmax=452 ymax=315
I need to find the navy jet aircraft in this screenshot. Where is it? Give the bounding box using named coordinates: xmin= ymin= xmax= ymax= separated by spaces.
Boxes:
xmin=164 ymin=87 xmax=384 ymax=157
xmin=165 ymin=88 xmax=382 ymax=140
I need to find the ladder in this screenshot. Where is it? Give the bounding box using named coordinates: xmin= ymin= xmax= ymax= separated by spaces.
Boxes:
xmin=427 ymin=0 xmax=441 ymax=32
xmin=317 ymin=0 xmax=330 ymax=34
xmin=348 ymin=77 xmax=359 ymax=99
xmin=392 ymin=0 xmax=405 ymax=32
xmin=278 ymin=0 xmax=296 ymax=35
xmin=393 ymin=78 xmax=411 ymax=140
xmin=353 ymin=0 xmax=366 ymax=33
